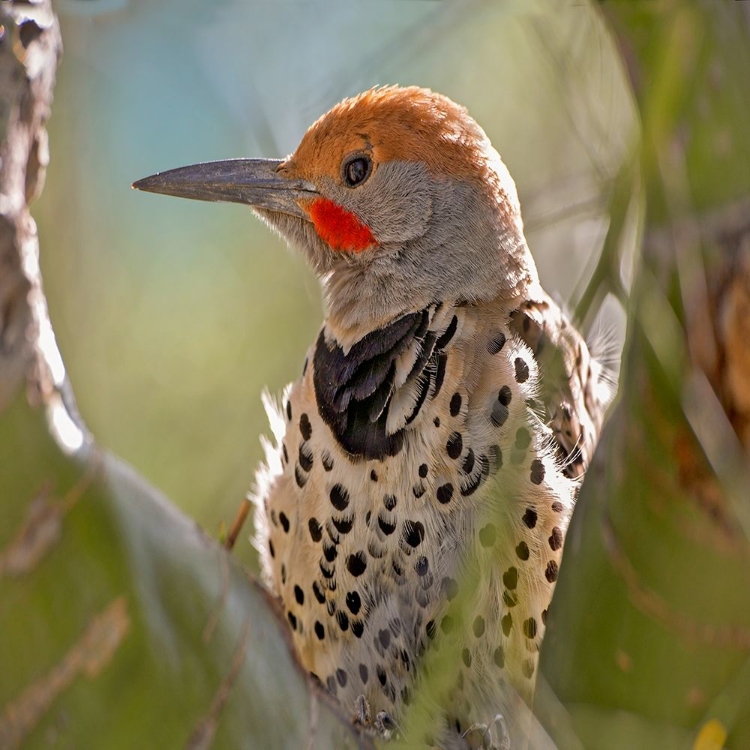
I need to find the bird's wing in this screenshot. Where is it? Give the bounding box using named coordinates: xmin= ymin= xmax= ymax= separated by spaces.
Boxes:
xmin=509 ymin=293 xmax=615 ymax=479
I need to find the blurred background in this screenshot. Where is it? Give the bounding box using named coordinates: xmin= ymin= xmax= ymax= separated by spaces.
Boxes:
xmin=39 ymin=0 xmax=633 ymax=571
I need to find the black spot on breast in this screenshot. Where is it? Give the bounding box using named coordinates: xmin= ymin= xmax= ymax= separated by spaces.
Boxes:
xmin=530 ymin=459 xmax=545 ymax=485
xmin=479 ymin=523 xmax=496 ymax=547
xmin=315 ymin=621 xmax=325 ymax=640
xmin=523 ymin=617 xmax=537 ymax=639
xmin=346 ymin=591 xmax=361 ymax=615
xmin=336 ymin=668 xmax=347 ymax=687
xmin=491 ymin=400 xmax=509 ymax=427
xmin=418 ymin=463 xmax=428 ymax=478
xmin=268 ymin=539 xmax=275 ymax=558
xmin=333 ymin=516 xmax=354 ymax=535
xmin=347 ymin=552 xmax=367 ymax=577
xmin=461 ymin=468 xmax=484 ymax=497
xmin=279 ymin=512 xmax=290 ymax=533
xmin=287 ymin=611 xmax=297 ymax=630
xmin=413 ymin=483 xmax=426 ymax=499
xmin=336 ymin=611 xmax=349 ymax=631
xmin=450 ymin=392 xmax=462 ymax=416
xmin=446 ymin=432 xmax=463 ymax=459
xmin=403 ymin=521 xmax=425 ymax=548
xmin=294 ymin=585 xmax=304 ymax=605
xmin=515 ymin=427 xmax=531 ymax=449
xmin=426 ymin=620 xmax=436 ymax=639
xmin=462 ymin=648 xmax=472 ymax=667
xmin=282 ymin=444 xmax=288 ymax=464
xmin=461 ymin=449 xmax=475 ymax=475
xmin=515 ymin=357 xmax=530 ymax=384
xmin=473 ymin=616 xmax=485 ymax=637
xmin=487 ymin=332 xmax=506 ymax=354
xmin=494 ymin=645 xmax=505 ymax=668
xmin=377 ymin=665 xmax=387 ymax=686
xmin=378 ymin=515 xmax=396 ymax=535
xmin=326 ymin=675 xmax=336 ymax=696
xmin=378 ymin=629 xmax=391 ymax=649
xmin=551 ymin=501 xmax=564 ymax=513
xmin=501 ymin=613 xmax=513 ymax=636
xmin=415 ymin=556 xmax=429 ymax=576
xmin=400 ymin=648 xmax=410 ymax=670
xmin=323 ymin=543 xmax=337 ymax=562
xmin=498 ymin=385 xmax=512 ymax=406
xmin=298 ymin=443 xmax=313 ymax=472
xmin=352 ymin=621 xmax=364 ymax=638
xmin=286 ymin=401 xmax=292 ymax=421
xmin=516 ymin=541 xmax=530 ymax=560
xmin=549 ymin=526 xmax=563 ymax=550
xmin=503 ymin=590 xmax=518 ymax=608
xmin=308 ymin=518 xmax=322 ymax=542
xmin=294 ymin=466 xmax=307 ymax=488
xmin=370 ymin=469 xmax=378 ymax=482
xmin=437 ymin=483 xmax=454 ymax=504
xmin=312 ymin=581 xmax=326 ymax=604
xmin=329 ymin=484 xmax=349 ymax=511
xmin=545 ymin=560 xmax=559 ymax=582
xmin=322 ymin=451 xmax=334 ymax=471
xmin=442 ymin=577 xmax=459 ymax=600
xmin=359 ymin=664 xmax=369 ymax=683
xmin=503 ymin=567 xmax=518 ymax=590
xmin=522 ymin=508 xmax=537 ymax=529
xmin=281 ymin=564 xmax=286 ymax=584
xmin=416 ymin=588 xmax=430 ymax=608
xmin=384 ymin=494 xmax=398 ymax=510
xmin=440 ymin=615 xmax=455 ymax=634
xmin=299 ymin=413 xmax=312 ymax=440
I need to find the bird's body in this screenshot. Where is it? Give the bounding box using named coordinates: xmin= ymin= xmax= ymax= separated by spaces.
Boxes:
xmin=257 ymin=288 xmax=609 ymax=747
xmin=134 ymin=86 xmax=614 ymax=748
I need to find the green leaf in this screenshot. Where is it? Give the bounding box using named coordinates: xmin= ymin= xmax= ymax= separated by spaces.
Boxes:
xmin=1 ymin=395 xmax=367 ymax=749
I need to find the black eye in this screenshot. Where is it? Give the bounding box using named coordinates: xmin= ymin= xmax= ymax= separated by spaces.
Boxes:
xmin=343 ymin=156 xmax=371 ymax=187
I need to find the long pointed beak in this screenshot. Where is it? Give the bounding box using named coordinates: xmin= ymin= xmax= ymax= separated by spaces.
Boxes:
xmin=132 ymin=158 xmax=317 ymax=220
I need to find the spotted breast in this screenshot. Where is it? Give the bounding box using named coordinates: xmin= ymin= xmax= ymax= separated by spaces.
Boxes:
xmin=254 ymin=287 xmax=608 ymax=747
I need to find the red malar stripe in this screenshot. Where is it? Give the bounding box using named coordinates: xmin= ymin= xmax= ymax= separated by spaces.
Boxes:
xmin=309 ymin=197 xmax=375 ymax=253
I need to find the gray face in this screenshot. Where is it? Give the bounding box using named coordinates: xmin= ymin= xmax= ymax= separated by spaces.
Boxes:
xmin=258 ymin=157 xmax=537 ymax=336
xmin=132 ymin=146 xmax=538 ymax=336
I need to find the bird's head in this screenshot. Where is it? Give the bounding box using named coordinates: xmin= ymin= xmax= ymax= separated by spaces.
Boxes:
xmin=134 ymin=86 xmax=537 ymax=339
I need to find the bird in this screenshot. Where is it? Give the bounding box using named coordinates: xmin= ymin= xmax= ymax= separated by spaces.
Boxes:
xmin=134 ymin=86 xmax=614 ymax=749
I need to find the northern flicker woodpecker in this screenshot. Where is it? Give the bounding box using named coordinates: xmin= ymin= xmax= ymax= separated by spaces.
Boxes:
xmin=135 ymin=86 xmax=614 ymax=748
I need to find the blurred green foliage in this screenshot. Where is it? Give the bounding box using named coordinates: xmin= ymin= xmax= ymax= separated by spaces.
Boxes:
xmin=1 ymin=394 xmax=365 ymax=749
xmin=540 ymin=3 xmax=750 ymax=749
